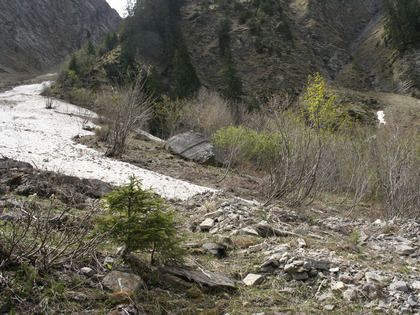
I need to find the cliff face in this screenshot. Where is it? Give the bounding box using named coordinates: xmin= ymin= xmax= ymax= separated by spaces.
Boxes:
xmin=179 ymin=0 xmax=419 ymax=98
xmin=0 ymin=0 xmax=120 ymax=84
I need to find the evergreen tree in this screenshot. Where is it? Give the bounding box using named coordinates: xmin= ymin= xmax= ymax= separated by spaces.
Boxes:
xmin=222 ymin=50 xmax=243 ymax=102
xmin=96 ymin=176 xmax=184 ymax=264
xmin=217 ymin=18 xmax=232 ymax=56
xmin=170 ymin=47 xmax=201 ymax=99
xmin=86 ymin=39 xmax=95 ymax=56
xmin=383 ymin=0 xmax=420 ymax=52
xmin=68 ymin=54 xmax=78 ymax=72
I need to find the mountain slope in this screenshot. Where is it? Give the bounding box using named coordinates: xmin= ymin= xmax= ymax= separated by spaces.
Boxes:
xmin=0 ymin=0 xmax=120 ymax=86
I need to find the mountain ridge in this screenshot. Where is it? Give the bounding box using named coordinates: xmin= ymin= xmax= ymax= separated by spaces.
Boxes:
xmin=0 ymin=0 xmax=120 ymax=86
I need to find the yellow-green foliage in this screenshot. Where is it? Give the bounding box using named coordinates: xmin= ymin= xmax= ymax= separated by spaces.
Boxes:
xmin=302 ymin=73 xmax=351 ymax=140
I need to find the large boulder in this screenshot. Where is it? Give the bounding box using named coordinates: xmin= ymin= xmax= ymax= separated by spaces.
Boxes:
xmin=165 ymin=132 xmax=226 ymax=165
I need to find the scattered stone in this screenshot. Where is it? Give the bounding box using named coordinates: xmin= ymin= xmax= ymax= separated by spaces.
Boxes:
xmin=184 ymin=242 xmax=201 ymax=249
xmin=354 ymin=271 xmax=365 ymax=282
xmin=292 ymin=272 xmax=309 ymax=280
xmin=202 ymin=242 xmax=226 ymax=258
xmin=343 ymin=288 xmax=359 ymax=302
xmin=248 ymin=243 xmax=269 ymax=253
xmin=102 ymin=271 xmax=144 ymax=292
xmin=361 ymin=283 xmax=381 ymax=300
xmin=161 ymin=266 xmax=236 ymax=289
xmin=324 ymin=304 xmax=336 ymax=311
xmin=329 ymin=267 xmax=340 ymax=273
xmin=411 ymin=281 xmax=420 ymax=290
xmin=395 ymin=244 xmax=416 ymax=256
xmin=240 ymin=226 xmax=260 ymax=236
xmin=389 ymin=281 xmax=409 ymax=292
xmin=243 ymin=274 xmax=264 ymax=286
xmin=407 ymin=294 xmax=418 ymax=306
xmin=81 ymin=267 xmax=94 ymax=277
xmin=365 ymin=272 xmax=389 ymax=288
xmin=199 ymin=218 xmax=215 ymax=231
xmin=331 ymin=281 xmax=346 ymax=293
xmin=297 ymin=238 xmax=307 ymax=248
xmin=339 ymin=274 xmax=354 ymax=284
xmin=205 ymin=209 xmax=224 ymax=219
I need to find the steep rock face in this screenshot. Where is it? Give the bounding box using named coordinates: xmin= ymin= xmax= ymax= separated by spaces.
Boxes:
xmin=180 ymin=0 xmax=382 ymax=96
xmin=0 ymin=0 xmax=120 ymax=84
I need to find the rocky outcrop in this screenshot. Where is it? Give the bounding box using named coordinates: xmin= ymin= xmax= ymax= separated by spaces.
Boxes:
xmin=165 ymin=132 xmax=227 ymax=165
xmin=0 ymin=0 xmax=120 ymax=84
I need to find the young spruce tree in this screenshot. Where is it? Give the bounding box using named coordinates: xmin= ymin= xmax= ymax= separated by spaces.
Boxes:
xmin=97 ymin=176 xmax=184 ymax=265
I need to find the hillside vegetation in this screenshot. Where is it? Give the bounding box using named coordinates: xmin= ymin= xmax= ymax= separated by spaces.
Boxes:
xmin=1 ymin=0 xmax=420 ymax=314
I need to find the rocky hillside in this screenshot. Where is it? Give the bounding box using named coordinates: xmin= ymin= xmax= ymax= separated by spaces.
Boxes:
xmin=0 ymin=0 xmax=120 ymax=86
xmin=180 ymin=0 xmax=419 ymax=98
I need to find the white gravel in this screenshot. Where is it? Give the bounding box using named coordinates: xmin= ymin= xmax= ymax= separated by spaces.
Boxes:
xmin=0 ymin=82 xmax=215 ymax=200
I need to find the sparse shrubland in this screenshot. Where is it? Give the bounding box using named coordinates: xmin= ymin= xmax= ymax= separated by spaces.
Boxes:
xmin=211 ymin=74 xmax=420 ymax=218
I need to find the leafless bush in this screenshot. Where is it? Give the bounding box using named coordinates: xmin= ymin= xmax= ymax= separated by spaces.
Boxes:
xmin=371 ymin=124 xmax=420 ymax=219
xmin=182 ymin=88 xmax=235 ymax=137
xmin=96 ymin=79 xmax=152 ymax=157
xmin=0 ymin=196 xmax=105 ymax=271
xmin=259 ymin=95 xmax=333 ymax=207
xmin=45 ymin=95 xmax=55 ymax=109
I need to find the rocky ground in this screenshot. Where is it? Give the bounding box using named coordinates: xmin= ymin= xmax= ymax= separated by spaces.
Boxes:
xmin=1 ymin=131 xmax=419 ymax=314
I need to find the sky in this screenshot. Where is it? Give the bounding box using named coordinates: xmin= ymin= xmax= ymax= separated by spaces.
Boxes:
xmin=106 ymin=0 xmax=126 ymax=17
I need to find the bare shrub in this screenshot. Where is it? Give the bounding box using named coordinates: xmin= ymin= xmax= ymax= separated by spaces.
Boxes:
xmin=182 ymin=88 xmax=234 ymax=137
xmin=0 ymin=196 xmax=104 ymax=271
xmin=96 ymin=79 xmax=152 ymax=157
xmin=263 ymin=75 xmax=351 ymax=207
xmin=371 ymin=124 xmax=420 ymax=219
xmin=45 ymin=95 xmax=55 ymax=109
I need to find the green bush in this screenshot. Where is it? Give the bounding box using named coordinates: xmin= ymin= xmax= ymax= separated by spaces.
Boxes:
xmin=212 ymin=125 xmax=281 ymax=169
xmin=96 ymin=176 xmax=184 ymax=265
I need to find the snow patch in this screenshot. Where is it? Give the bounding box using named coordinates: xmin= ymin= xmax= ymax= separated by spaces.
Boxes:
xmin=377 ymin=111 xmax=386 ymax=124
xmin=0 ymin=82 xmax=215 ymax=200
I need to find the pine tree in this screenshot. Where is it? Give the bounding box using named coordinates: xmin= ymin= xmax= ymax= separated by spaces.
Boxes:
xmin=383 ymin=0 xmax=420 ymax=52
xmin=97 ymin=176 xmax=184 ymax=265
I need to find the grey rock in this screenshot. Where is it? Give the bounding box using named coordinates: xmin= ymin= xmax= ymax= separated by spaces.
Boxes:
xmin=204 ymin=210 xmax=224 ymax=219
xmin=389 ymin=281 xmax=409 ymax=292
xmin=81 ymin=267 xmax=94 ymax=277
xmin=199 ymin=218 xmax=215 ymax=231
xmin=165 ymin=132 xmax=226 ymax=165
xmin=161 ymin=266 xmax=235 ymax=289
xmin=395 ymin=244 xmax=416 ymax=256
xmin=243 ymin=274 xmax=264 ymax=286
xmin=324 ymin=304 xmax=336 ymax=311
xmin=407 ymin=294 xmax=418 ymax=306
xmin=343 ymin=288 xmax=359 ymax=302
xmin=331 ymin=281 xmax=346 ymax=293
xmin=361 ymin=283 xmax=381 ymax=300
xmin=240 ymin=226 xmax=260 ymax=236
xmin=291 ymin=272 xmax=309 ymax=280
xmin=339 ymin=274 xmax=354 ymax=284
xmin=411 ymin=281 xmax=420 ymax=290
xmin=365 ymin=272 xmax=389 ymax=288
xmin=202 ymin=242 xmax=226 ymax=258
xmin=102 ymin=271 xmax=144 ymax=292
